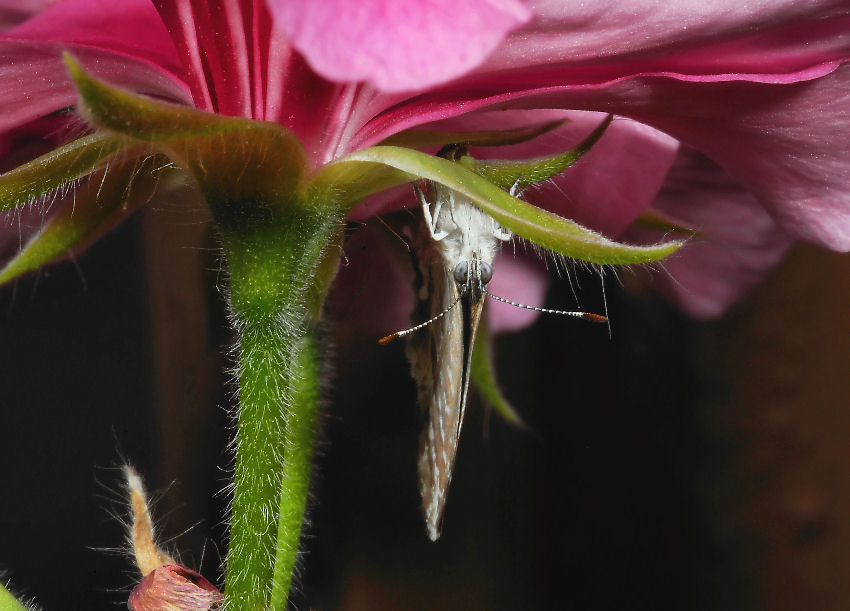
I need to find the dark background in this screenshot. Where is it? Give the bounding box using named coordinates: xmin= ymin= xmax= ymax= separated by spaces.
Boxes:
xmin=1 ymin=205 xmax=848 ymax=610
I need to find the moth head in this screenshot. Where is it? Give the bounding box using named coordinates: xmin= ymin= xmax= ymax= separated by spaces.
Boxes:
xmin=452 ymin=258 xmax=493 ymax=290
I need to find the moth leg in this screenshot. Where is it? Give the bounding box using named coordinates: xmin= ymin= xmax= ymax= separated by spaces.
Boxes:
xmin=414 ymin=182 xmax=448 ymax=241
xmin=492 ymin=177 xmax=522 ymax=242
xmin=508 ymin=176 xmax=524 ymax=197
xmin=493 ymin=226 xmax=513 ymax=241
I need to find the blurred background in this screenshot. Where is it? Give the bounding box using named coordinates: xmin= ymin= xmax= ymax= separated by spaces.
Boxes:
xmin=1 ymin=199 xmax=849 ymax=609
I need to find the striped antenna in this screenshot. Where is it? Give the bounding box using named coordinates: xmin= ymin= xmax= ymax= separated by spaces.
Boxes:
xmin=483 ymin=288 xmax=606 ymax=323
xmin=379 ymin=290 xmax=465 ymax=345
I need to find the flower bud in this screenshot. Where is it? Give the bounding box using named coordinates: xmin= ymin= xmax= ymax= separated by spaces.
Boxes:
xmin=128 ymin=564 xmax=222 ymax=610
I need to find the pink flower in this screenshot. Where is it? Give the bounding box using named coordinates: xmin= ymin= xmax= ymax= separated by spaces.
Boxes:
xmin=1 ymin=0 xmax=849 ymax=320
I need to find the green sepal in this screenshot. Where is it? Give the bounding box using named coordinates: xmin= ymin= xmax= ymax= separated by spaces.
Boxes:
xmin=309 ymin=160 xmax=410 ymax=212
xmin=307 ymin=225 xmax=345 ymax=322
xmin=470 ymin=315 xmax=525 ymax=427
xmin=65 ymin=54 xmax=309 ymax=208
xmin=469 ymin=115 xmax=612 ymax=190
xmin=0 ymin=132 xmax=132 ymax=212
xmin=311 ymin=118 xmax=610 ymax=211
xmin=0 ymin=580 xmax=30 ymax=611
xmin=318 ymin=145 xmax=681 ymax=265
xmin=633 ymin=209 xmax=701 ymax=238
xmin=0 ymin=156 xmax=168 ymax=285
xmin=379 ymin=119 xmax=566 ymax=149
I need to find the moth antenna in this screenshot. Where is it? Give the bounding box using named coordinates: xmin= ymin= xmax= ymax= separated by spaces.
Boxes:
xmin=483 ymin=288 xmax=607 ymax=323
xmin=379 ymin=291 xmax=465 ymax=345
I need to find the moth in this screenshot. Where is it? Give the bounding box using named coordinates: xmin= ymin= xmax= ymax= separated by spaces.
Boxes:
xmin=381 ymin=145 xmax=604 ymax=540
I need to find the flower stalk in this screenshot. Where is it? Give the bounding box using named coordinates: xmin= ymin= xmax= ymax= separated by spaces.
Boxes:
xmin=216 ymin=200 xmax=343 ymax=609
xmin=59 ymin=56 xmax=346 ymax=608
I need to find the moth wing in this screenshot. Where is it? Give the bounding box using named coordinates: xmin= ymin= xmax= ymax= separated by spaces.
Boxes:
xmin=406 ymin=247 xmax=465 ymax=541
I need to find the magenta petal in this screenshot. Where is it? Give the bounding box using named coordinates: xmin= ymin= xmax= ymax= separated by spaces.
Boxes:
xmin=348 ymin=4 xmax=850 ymax=149
xmin=636 ymin=149 xmax=793 ymax=319
xmin=4 ymin=0 xmax=181 ymax=75
xmin=534 ymin=116 xmax=678 ymax=237
xmin=0 ymin=43 xmax=192 ymax=135
xmin=641 ymin=64 xmax=850 ymax=252
xmin=330 ymin=221 xmax=414 ymax=335
xmin=267 ymin=0 xmax=531 ymax=93
xmin=0 ymin=0 xmax=49 ymax=32
xmin=154 ymin=0 xmax=347 ymax=163
xmin=153 ymin=0 xmax=267 ymax=116
xmin=0 ymin=0 xmax=190 ymax=136
xmin=488 ymin=0 xmax=850 ymax=78
xmin=548 ymin=64 xmax=850 ymax=252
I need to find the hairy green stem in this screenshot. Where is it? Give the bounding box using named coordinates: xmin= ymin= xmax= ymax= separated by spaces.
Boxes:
xmin=219 ymin=199 xmax=341 ymax=610
xmin=269 ymin=332 xmax=321 ymax=608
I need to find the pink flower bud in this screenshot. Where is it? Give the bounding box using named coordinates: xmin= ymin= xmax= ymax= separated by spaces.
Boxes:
xmin=128 ymin=564 xmax=222 ymax=611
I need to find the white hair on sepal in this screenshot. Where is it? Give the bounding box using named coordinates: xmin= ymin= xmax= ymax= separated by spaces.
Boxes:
xmin=1 ymin=571 xmax=42 ymax=611
xmin=0 ymin=172 xmax=84 ymax=234
xmin=507 ymin=230 xmax=601 ymax=285
xmin=0 ymin=132 xmax=146 ymax=233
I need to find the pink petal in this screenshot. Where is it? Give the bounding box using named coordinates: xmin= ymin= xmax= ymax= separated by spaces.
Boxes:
xmin=487 ymin=251 xmax=548 ymax=334
xmin=488 ymin=0 xmax=850 ymax=79
xmin=625 ymin=65 xmax=850 ymax=252
xmin=348 ymin=3 xmax=850 ymax=149
xmin=0 ymin=0 xmax=50 ymax=32
xmin=0 ymin=0 xmax=191 ymax=135
xmin=0 ymin=44 xmax=191 ymax=135
xmin=153 ymin=0 xmax=262 ymax=115
xmin=507 ymin=64 xmax=850 ymax=252
xmin=5 ymin=0 xmax=182 ymax=75
xmin=633 ymin=149 xmax=793 ymax=319
xmin=154 ymin=0 xmax=347 ymax=163
xmin=330 ymin=220 xmax=413 ymax=335
xmin=267 ymin=0 xmax=532 ymax=93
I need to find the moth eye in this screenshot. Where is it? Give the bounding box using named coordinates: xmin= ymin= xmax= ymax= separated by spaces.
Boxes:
xmin=479 ymin=262 xmax=493 ymax=285
xmin=453 ymin=261 xmax=469 ymax=284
